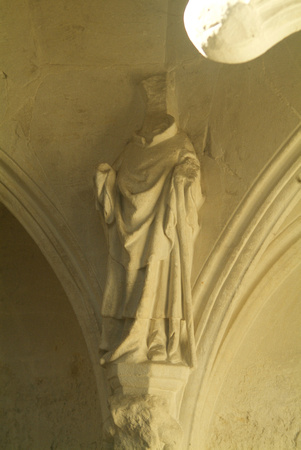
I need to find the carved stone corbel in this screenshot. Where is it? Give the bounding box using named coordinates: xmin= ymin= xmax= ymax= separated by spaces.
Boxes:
xmin=102 ymin=363 xmax=190 ymax=448
xmin=95 ymin=75 xmax=204 ymax=449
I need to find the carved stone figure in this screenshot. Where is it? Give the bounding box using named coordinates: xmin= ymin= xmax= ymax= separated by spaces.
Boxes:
xmin=95 ymin=76 xmax=203 ymax=368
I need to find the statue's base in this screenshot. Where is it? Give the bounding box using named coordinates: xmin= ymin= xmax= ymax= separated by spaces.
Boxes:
xmin=103 ymin=362 xmax=191 ymax=448
xmin=106 ymin=362 xmax=190 ymax=420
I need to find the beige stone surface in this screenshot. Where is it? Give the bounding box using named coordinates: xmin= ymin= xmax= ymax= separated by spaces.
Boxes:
xmin=1 ymin=0 xmax=300 ymax=290
xmin=0 ymin=204 xmax=103 ymax=448
xmin=1 ymin=0 xmax=301 ymax=447
xmin=207 ymin=263 xmax=301 ymax=449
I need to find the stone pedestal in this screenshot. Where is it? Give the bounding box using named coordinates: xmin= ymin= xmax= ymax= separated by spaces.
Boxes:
xmin=103 ymin=363 xmax=190 ymax=449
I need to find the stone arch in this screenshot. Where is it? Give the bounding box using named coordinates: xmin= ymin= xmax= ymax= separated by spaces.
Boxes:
xmin=181 ymin=126 xmax=301 ymax=447
xmin=0 ymin=148 xmax=107 ymax=423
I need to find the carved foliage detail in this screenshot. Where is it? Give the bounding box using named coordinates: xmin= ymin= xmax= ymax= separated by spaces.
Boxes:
xmin=102 ymin=394 xmax=182 ymax=450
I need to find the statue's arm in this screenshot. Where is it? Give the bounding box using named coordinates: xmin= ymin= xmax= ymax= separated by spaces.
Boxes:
xmin=95 ymin=163 xmax=116 ymax=224
xmin=164 ymin=150 xmax=202 ymax=240
xmin=178 ymin=154 xmax=204 ymax=209
xmin=174 ymin=153 xmax=200 ymax=185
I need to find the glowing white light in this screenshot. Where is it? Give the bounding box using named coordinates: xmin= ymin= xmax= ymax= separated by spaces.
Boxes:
xmin=184 ymin=0 xmax=301 ymax=64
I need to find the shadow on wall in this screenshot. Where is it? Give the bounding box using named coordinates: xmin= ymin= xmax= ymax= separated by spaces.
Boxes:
xmin=0 ymin=204 xmax=102 ymax=449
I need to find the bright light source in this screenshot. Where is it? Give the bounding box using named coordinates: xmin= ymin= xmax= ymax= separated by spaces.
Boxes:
xmin=184 ymin=0 xmax=301 ymax=64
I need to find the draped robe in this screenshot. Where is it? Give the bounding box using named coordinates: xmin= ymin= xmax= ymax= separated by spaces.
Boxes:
xmin=96 ymin=122 xmax=203 ymax=366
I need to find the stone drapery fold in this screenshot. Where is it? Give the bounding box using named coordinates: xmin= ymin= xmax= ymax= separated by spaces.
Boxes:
xmin=96 ymin=123 xmax=203 ymax=366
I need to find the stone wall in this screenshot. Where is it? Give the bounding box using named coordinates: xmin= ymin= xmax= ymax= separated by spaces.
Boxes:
xmin=0 ymin=204 xmax=103 ymax=448
xmin=1 ymin=0 xmax=301 ymax=447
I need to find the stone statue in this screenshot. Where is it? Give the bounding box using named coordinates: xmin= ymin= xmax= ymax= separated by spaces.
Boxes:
xmin=95 ymin=76 xmax=203 ymax=368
